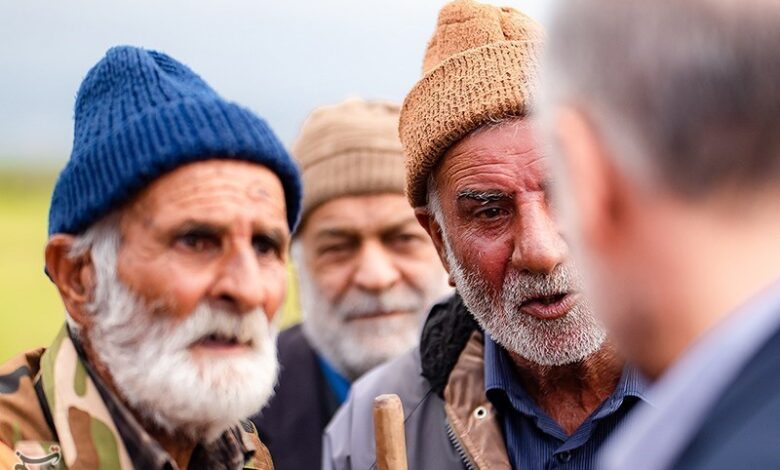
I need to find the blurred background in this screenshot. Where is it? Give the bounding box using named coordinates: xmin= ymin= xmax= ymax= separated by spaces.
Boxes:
xmin=0 ymin=0 xmax=551 ymax=361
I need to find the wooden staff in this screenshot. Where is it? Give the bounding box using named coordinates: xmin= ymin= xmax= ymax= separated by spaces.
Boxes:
xmin=373 ymin=394 xmax=408 ymax=470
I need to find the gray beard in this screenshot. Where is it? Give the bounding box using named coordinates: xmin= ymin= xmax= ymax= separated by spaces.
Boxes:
xmin=85 ymin=270 xmax=279 ymax=442
xmin=295 ymin=252 xmax=450 ymax=380
xmin=443 ymin=241 xmax=606 ymax=366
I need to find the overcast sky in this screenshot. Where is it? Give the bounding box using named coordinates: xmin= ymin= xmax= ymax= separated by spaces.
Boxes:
xmin=0 ymin=0 xmax=552 ymax=167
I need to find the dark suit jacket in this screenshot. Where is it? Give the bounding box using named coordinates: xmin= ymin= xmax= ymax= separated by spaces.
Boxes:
xmin=672 ymin=321 xmax=780 ymax=469
xmin=250 ymin=325 xmax=341 ymax=470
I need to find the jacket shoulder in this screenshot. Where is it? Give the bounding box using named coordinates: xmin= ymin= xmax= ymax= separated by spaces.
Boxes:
xmin=0 ymin=348 xmax=55 ymax=447
xmin=674 ymin=323 xmax=780 ymax=469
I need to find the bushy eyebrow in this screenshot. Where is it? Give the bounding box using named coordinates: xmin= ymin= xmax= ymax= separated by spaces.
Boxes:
xmin=456 ymin=189 xmax=512 ymax=203
xmin=171 ymin=220 xmax=287 ymax=243
xmin=314 ymin=228 xmax=358 ymax=241
xmin=313 ymin=217 xmax=419 ymax=241
xmin=173 ymin=220 xmax=225 ymax=237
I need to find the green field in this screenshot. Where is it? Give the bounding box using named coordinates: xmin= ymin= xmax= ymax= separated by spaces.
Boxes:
xmin=0 ymin=169 xmax=300 ymax=363
xmin=0 ymin=170 xmax=62 ymax=362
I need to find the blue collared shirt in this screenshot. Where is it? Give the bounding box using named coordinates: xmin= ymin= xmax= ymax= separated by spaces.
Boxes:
xmin=484 ymin=334 xmax=648 ymax=469
xmin=317 ymin=355 xmax=351 ymax=405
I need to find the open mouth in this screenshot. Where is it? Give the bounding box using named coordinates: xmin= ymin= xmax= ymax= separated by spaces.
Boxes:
xmin=519 ymin=292 xmax=578 ymax=320
xmin=193 ymin=333 xmax=251 ymax=350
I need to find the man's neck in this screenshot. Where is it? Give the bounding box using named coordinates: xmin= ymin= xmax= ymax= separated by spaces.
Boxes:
xmin=508 ymin=343 xmax=624 ymax=435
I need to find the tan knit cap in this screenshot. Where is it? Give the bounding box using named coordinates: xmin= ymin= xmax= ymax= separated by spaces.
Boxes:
xmin=399 ymin=0 xmax=544 ymax=207
xmin=292 ymin=98 xmax=406 ymax=222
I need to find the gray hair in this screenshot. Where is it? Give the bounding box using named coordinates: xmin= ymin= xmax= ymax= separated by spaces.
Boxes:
xmin=541 ymin=0 xmax=780 ymax=198
xmin=65 ymin=214 xmax=121 ymax=334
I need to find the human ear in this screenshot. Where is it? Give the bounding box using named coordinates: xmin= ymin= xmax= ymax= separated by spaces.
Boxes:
xmin=414 ymin=207 xmax=455 ymax=286
xmin=45 ymin=234 xmax=97 ymax=329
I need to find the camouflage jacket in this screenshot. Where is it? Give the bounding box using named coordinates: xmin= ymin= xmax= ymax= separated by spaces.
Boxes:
xmin=0 ymin=325 xmax=273 ymax=470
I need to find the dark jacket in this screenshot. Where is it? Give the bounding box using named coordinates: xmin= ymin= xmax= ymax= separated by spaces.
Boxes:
xmin=251 ymin=325 xmax=340 ymax=470
xmin=672 ymin=323 xmax=780 ymax=469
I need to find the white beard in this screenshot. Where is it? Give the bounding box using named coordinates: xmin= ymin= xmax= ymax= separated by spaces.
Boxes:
xmin=444 ymin=239 xmax=606 ymax=366
xmin=297 ymin=261 xmax=449 ymax=380
xmin=86 ymin=272 xmax=279 ymax=443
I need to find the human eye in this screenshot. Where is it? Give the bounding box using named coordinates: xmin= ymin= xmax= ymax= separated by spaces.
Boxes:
xmin=174 ymin=228 xmax=220 ymax=253
xmin=318 ymin=242 xmax=353 ymax=256
xmin=474 ymin=206 xmax=510 ymax=220
xmin=252 ymin=234 xmax=282 ymax=258
xmin=386 ymin=231 xmax=425 ymax=250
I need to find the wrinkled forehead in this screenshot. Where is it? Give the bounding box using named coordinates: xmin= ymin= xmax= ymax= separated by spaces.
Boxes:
xmin=434 ymin=120 xmax=547 ymax=197
xmin=123 ymin=159 xmax=288 ymax=230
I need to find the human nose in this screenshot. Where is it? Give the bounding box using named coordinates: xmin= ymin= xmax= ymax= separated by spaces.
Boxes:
xmin=209 ymin=244 xmax=269 ymax=317
xmin=511 ymin=203 xmax=568 ymax=275
xmin=352 ymin=240 xmax=401 ymax=293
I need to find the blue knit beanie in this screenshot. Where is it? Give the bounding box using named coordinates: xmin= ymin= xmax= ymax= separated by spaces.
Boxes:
xmin=48 ymin=45 xmax=302 ymax=235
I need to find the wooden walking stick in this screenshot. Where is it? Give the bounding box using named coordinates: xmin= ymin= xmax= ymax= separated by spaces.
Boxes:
xmin=373 ymin=394 xmax=408 ymax=470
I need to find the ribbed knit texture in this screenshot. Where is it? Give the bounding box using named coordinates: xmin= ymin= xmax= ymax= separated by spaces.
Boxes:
xmin=399 ymin=0 xmax=544 ymax=207
xmin=49 ymin=45 xmax=302 ymax=235
xmin=291 ymin=98 xmax=405 ymax=222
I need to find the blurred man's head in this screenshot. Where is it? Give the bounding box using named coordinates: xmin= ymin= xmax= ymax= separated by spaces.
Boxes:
xmin=292 ymin=99 xmax=449 ymax=380
xmin=400 ymin=0 xmax=606 ymax=366
xmin=44 ymin=46 xmax=302 ymax=441
xmin=541 ymin=0 xmax=780 ymax=377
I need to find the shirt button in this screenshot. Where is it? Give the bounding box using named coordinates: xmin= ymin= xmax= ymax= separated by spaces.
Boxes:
xmin=556 ymin=451 xmax=572 ymax=463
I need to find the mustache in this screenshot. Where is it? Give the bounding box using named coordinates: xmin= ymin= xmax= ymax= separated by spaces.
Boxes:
xmin=443 ymin=236 xmax=582 ymax=306
xmin=501 ymin=264 xmax=582 ymax=305
xmin=334 ymin=288 xmax=426 ymax=320
xmin=170 ymin=304 xmax=273 ymax=350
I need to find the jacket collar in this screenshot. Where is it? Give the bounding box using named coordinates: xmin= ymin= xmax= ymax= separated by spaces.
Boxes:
xmin=443 ymin=331 xmax=511 ymax=469
xmin=419 ymin=293 xmax=480 ymax=397
xmin=38 ymin=325 xmax=135 ymax=468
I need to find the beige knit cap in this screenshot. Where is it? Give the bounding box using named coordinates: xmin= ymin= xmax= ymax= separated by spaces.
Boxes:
xmin=292 ymin=98 xmax=406 ymax=222
xmin=399 ymin=0 xmax=544 ymax=207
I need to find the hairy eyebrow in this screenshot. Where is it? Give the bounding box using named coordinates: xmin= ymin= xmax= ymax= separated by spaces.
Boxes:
xmin=314 ymin=217 xmax=419 ymax=241
xmin=456 ymin=189 xmax=512 ymax=203
xmin=314 ymin=228 xmax=358 ymax=241
xmin=173 ymin=220 xmax=227 ymax=235
xmin=170 ymin=219 xmax=287 ymax=241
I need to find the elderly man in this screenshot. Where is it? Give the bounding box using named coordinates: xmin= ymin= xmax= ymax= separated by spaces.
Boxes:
xmin=541 ymin=0 xmax=780 ymax=469
xmin=251 ymin=98 xmax=448 ymax=470
xmin=323 ymin=1 xmax=648 ymax=469
xmin=0 ymin=46 xmax=302 ymax=469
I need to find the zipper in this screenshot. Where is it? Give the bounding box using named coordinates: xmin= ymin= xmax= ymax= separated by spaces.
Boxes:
xmin=445 ymin=419 xmax=478 ymax=470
